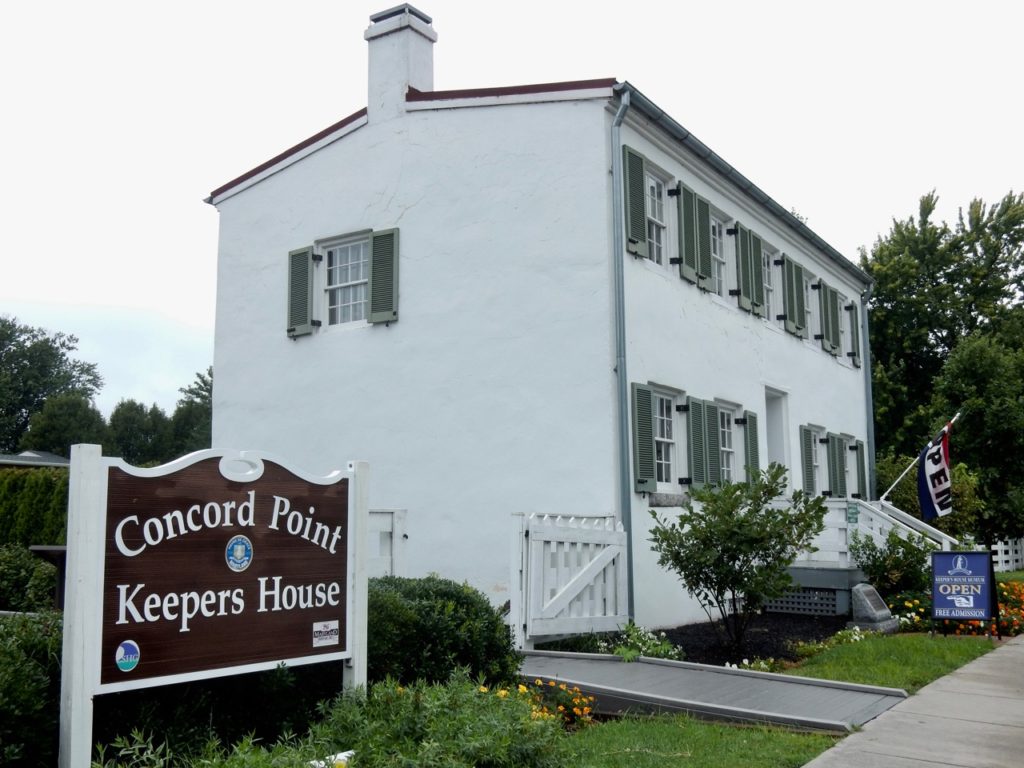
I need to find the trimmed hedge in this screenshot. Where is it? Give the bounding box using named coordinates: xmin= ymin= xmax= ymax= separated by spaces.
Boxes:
xmin=0 ymin=468 xmax=69 ymax=546
xmin=367 ymin=575 xmax=520 ymax=685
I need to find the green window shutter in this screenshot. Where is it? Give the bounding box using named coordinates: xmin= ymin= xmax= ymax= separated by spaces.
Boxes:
xmin=855 ymin=440 xmax=867 ymax=498
xmin=631 ymin=384 xmax=657 ymax=493
xmin=750 ymin=235 xmax=765 ymax=317
xmin=827 ymin=433 xmax=847 ymax=497
xmin=696 ymin=198 xmax=713 ymax=292
xmin=817 ymin=280 xmax=831 ymax=353
xmin=368 ymin=228 xmax=400 ymax=324
xmin=734 ymin=223 xmax=753 ymax=312
xmin=287 ymin=246 xmax=315 ymax=338
xmin=782 ymin=256 xmax=798 ymax=335
xmin=687 ymin=396 xmax=707 ymax=487
xmin=704 ymin=402 xmax=721 ymax=485
xmin=794 ymin=263 xmax=808 ymax=338
xmin=826 ymin=287 xmax=839 ymax=354
xmin=623 ymin=146 xmax=648 ymax=259
xmin=743 ymin=410 xmax=760 ymax=485
xmin=847 ymin=301 xmax=862 ymax=367
xmin=800 ymin=425 xmax=815 ymax=495
xmin=677 ymin=183 xmax=698 ymax=284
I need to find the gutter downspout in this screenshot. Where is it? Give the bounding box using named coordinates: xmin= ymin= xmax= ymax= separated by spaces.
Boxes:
xmin=861 ymin=284 xmax=877 ymax=499
xmin=610 ymin=89 xmax=634 ymax=618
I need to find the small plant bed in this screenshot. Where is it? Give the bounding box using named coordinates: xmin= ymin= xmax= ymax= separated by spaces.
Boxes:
xmin=662 ymin=612 xmax=849 ymax=667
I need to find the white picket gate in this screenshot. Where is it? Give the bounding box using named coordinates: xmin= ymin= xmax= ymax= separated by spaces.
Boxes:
xmin=510 ymin=513 xmax=629 ymax=648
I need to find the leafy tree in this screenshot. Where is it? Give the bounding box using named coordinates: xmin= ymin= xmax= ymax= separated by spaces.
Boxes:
xmin=848 ymin=530 xmax=935 ymax=597
xmin=170 ymin=366 xmax=212 ymax=456
xmin=18 ymin=393 xmax=106 ymax=457
xmin=649 ymin=463 xmax=826 ymax=657
xmin=107 ymin=399 xmax=172 ymax=466
xmin=929 ymin=334 xmax=1024 ymax=544
xmin=0 ymin=316 xmax=102 ymax=452
xmin=861 ymin=192 xmax=1024 ymax=457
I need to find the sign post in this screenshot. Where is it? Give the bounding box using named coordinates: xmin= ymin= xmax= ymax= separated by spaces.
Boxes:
xmin=931 ymin=550 xmax=999 ymax=637
xmin=59 ymin=447 xmax=368 ymax=768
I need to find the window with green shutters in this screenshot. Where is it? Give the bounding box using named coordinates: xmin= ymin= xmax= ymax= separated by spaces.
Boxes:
xmin=814 ymin=280 xmax=842 ymax=356
xmin=800 ymin=425 xmax=858 ymax=498
xmin=285 ymin=228 xmax=400 ymax=337
xmin=677 ymin=182 xmax=699 ymax=285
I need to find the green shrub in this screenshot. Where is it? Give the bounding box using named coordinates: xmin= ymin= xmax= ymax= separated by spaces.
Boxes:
xmin=367 ymin=575 xmax=520 ymax=685
xmin=649 ymin=463 xmax=827 ymax=657
xmin=0 ymin=543 xmax=57 ymax=611
xmin=310 ymin=673 xmax=570 ymax=768
xmin=0 ymin=610 xmax=63 ymax=766
xmin=849 ymin=529 xmax=936 ymax=597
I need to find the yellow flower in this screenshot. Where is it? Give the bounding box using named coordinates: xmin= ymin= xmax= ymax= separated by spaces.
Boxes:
xmin=478 ymin=685 xmax=488 ymax=693
xmin=497 ymin=689 xmax=509 ymax=698
xmin=534 ymin=679 xmax=543 ymax=686
xmin=517 ymin=684 xmax=528 ymax=694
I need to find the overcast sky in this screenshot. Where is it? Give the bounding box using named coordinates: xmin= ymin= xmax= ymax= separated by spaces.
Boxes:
xmin=2 ymin=0 xmax=1020 ymax=418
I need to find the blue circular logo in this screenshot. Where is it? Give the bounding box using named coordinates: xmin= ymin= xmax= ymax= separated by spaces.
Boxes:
xmin=226 ymin=535 xmax=253 ymax=572
xmin=116 ymin=640 xmax=140 ymax=672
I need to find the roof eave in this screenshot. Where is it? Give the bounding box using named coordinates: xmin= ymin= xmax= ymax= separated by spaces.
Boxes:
xmin=615 ymin=82 xmax=871 ymax=288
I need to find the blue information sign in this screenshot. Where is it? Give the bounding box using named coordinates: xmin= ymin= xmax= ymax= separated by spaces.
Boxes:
xmin=931 ymin=551 xmax=994 ymax=621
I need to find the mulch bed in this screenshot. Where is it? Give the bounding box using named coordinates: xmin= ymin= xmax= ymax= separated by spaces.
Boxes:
xmin=663 ymin=612 xmax=849 ymax=666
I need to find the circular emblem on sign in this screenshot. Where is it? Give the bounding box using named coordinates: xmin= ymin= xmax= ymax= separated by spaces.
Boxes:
xmin=115 ymin=640 xmax=140 ymax=672
xmin=226 ymin=534 xmax=253 ymax=572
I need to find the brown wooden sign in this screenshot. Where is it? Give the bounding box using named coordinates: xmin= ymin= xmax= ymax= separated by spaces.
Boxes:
xmin=99 ymin=456 xmax=349 ymax=685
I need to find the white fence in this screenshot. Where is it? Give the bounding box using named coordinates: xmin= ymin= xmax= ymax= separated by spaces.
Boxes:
xmin=510 ymin=513 xmax=628 ymax=649
xmin=992 ymin=538 xmax=1024 ymax=571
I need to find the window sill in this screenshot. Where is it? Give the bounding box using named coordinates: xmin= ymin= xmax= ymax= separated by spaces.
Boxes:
xmin=649 ymin=491 xmax=688 ymax=507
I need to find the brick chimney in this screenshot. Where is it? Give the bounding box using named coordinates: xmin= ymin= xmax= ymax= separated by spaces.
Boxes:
xmin=365 ymin=5 xmax=436 ymax=122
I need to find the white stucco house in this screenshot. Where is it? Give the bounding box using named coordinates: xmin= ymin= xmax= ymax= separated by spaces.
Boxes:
xmin=208 ymin=6 xmax=946 ymax=635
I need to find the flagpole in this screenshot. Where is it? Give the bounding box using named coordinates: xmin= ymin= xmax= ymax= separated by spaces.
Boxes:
xmin=879 ymin=412 xmax=960 ymax=502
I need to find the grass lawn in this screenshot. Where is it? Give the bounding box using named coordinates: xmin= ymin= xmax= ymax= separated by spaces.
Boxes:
xmin=571 ymin=714 xmax=837 ymax=768
xmin=997 ymin=569 xmax=1024 ymax=583
xmin=784 ymin=632 xmax=994 ymax=693
xmin=573 ymin=631 xmax=994 ymax=767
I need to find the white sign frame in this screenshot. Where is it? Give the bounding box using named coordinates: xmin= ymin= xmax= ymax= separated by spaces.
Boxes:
xmin=58 ymin=445 xmax=369 ymax=768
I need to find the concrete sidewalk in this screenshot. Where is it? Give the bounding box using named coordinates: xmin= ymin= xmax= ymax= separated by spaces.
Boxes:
xmin=803 ymin=634 xmax=1024 ymax=768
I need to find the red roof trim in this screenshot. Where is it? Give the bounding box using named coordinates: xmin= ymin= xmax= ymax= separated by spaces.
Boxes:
xmin=209 ymin=107 xmax=368 ymax=199
xmin=406 ymin=77 xmax=618 ymax=102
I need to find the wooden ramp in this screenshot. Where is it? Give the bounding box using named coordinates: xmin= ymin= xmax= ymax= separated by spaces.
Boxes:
xmin=522 ymin=651 xmax=906 ymax=733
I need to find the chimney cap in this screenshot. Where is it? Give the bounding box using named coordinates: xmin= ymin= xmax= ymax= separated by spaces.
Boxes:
xmin=370 ymin=4 xmax=432 ymax=25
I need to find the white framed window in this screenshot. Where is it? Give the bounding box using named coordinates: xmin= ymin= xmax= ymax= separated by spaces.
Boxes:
xmin=719 ymin=409 xmax=734 ymax=483
xmin=654 ymin=393 xmax=675 ymax=484
xmin=810 ymin=427 xmax=821 ymax=486
xmin=646 ymin=173 xmax=667 ymax=265
xmin=710 ymin=216 xmax=726 ymax=296
xmin=325 ymin=237 xmax=370 ymax=325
